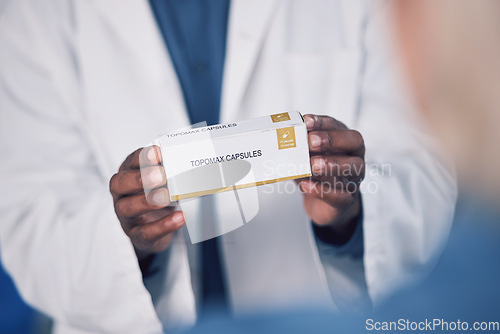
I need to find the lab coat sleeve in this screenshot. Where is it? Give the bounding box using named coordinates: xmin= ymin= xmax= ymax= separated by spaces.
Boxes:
xmin=355 ymin=1 xmax=457 ymax=304
xmin=0 ymin=2 xmax=163 ymax=332
xmin=315 ymin=0 xmax=457 ymax=309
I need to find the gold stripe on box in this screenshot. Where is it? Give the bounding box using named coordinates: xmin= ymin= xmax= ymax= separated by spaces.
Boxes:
xmin=171 ymin=173 xmax=311 ymax=201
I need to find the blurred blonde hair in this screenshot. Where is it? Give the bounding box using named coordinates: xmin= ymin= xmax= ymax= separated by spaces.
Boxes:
xmin=395 ymin=0 xmax=500 ymax=199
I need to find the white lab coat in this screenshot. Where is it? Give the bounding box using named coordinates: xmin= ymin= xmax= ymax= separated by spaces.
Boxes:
xmin=0 ymin=0 xmax=457 ymax=333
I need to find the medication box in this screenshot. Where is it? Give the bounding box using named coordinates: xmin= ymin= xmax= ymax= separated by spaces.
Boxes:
xmin=155 ymin=112 xmax=311 ymax=201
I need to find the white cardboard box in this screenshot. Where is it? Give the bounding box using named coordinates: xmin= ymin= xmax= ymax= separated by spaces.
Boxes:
xmin=155 ymin=112 xmax=311 ymax=201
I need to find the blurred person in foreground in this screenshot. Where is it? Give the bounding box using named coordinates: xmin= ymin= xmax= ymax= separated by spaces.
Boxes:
xmin=380 ymin=0 xmax=500 ymax=320
xmin=187 ymin=0 xmax=500 ymax=332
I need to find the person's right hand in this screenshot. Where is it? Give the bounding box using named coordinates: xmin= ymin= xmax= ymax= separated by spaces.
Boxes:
xmin=109 ymin=146 xmax=186 ymax=262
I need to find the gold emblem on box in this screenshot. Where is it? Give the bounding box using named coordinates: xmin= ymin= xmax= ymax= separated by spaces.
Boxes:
xmin=276 ymin=126 xmax=296 ymax=150
xmin=270 ymin=112 xmax=291 ymax=123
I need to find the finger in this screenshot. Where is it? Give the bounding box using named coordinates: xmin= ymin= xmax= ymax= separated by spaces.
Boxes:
xmin=110 ymin=166 xmax=166 ymax=198
xmin=299 ymin=179 xmax=359 ymax=207
xmin=303 ymin=114 xmax=348 ymax=132
xmin=115 ymin=188 xmax=171 ymax=219
xmin=310 ymin=156 xmax=365 ymax=183
xmin=135 ymin=233 xmax=174 ymax=255
xmin=130 ymin=211 xmax=186 ymax=248
xmin=119 ymin=146 xmax=162 ymax=172
xmin=140 ymin=166 xmax=167 ymax=190
xmin=308 ymin=130 xmax=365 ymax=157
xmin=132 ymin=207 xmax=178 ymax=226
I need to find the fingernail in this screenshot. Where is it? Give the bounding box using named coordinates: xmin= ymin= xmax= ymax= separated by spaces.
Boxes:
xmin=309 ymin=134 xmax=322 ymax=148
xmin=304 ymin=115 xmax=314 ymax=130
xmin=172 ymin=212 xmax=185 ymax=225
xmin=151 ymin=188 xmax=170 ymax=206
xmin=148 ymin=168 xmax=165 ymax=187
xmin=312 ymin=157 xmax=326 ymax=174
xmin=147 ymin=147 xmax=159 ymax=163
xmin=300 ymin=181 xmax=311 ymax=192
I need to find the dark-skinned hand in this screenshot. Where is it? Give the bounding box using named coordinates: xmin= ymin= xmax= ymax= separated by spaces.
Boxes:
xmin=109 ymin=146 xmax=185 ymax=263
xmin=298 ymin=114 xmax=365 ymax=245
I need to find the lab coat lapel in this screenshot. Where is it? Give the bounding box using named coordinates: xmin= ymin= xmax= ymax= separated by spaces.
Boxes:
xmin=87 ymin=0 xmax=189 ymax=128
xmin=324 ymin=0 xmax=363 ymax=128
xmin=341 ymin=0 xmax=362 ymax=48
xmin=77 ymin=2 xmax=198 ymax=326
xmin=220 ymin=0 xmax=281 ymax=123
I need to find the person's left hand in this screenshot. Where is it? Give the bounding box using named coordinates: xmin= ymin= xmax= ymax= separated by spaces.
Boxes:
xmin=298 ymin=114 xmax=365 ymax=245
